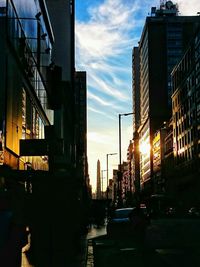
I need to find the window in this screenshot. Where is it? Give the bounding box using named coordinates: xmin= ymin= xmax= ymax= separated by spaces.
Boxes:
xmin=0 ymin=0 xmax=6 ymax=16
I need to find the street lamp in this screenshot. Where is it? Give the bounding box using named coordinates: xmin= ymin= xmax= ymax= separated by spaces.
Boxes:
xmin=106 ymin=153 xmax=117 ymax=200
xmin=118 ymin=112 xmax=134 ymax=207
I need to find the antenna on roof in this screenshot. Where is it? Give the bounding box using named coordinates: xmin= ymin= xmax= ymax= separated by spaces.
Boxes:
xmin=160 ymin=0 xmax=166 ymax=8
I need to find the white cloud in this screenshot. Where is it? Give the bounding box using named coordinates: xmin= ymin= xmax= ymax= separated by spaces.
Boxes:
xmin=88 ymin=72 xmax=129 ymax=101
xmin=88 ymin=131 xmax=115 ymax=145
xmin=75 ymin=0 xmax=140 ymax=110
xmin=177 ymin=0 xmax=200 ymax=15
xmin=88 ymin=91 xmax=112 ymax=106
xmin=88 ymin=106 xmax=115 ymax=120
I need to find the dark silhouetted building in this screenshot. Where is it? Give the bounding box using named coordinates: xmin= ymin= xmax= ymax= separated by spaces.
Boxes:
xmin=133 ymin=1 xmax=200 ymax=197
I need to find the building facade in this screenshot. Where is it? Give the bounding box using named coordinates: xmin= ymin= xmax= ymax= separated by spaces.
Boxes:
xmin=132 ymin=47 xmax=141 ymax=204
xmin=171 ymin=26 xmax=200 ymax=205
xmin=0 ymin=1 xmax=89 ymax=265
xmin=134 ymin=1 xmax=200 ymax=197
xmin=0 ymin=0 xmax=54 ymax=171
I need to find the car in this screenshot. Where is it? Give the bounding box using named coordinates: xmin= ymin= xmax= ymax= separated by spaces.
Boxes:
xmin=106 ymin=206 xmax=148 ymax=238
xmin=188 ymin=207 xmax=200 ymax=218
xmin=106 ymin=207 xmax=134 ymax=237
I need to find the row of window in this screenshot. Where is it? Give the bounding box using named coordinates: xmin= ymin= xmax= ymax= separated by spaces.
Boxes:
xmin=176 ymin=128 xmax=195 ymax=149
xmin=176 ymin=146 xmax=196 ymax=163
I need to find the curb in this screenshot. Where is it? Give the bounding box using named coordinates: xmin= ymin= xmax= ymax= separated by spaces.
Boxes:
xmin=86 ymin=239 xmax=94 ymax=267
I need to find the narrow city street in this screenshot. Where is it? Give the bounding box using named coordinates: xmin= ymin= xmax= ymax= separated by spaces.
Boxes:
xmin=19 ymin=221 xmax=200 ymax=267
xmin=87 ymin=223 xmax=200 ymax=267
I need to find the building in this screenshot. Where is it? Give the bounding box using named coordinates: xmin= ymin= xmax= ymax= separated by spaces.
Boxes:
xmin=133 ymin=1 xmax=200 ymax=197
xmin=163 ymin=118 xmax=174 ymax=191
xmin=132 ymin=47 xmax=140 ymax=131
xmin=0 ymin=1 xmax=89 ymax=265
xmin=75 ymin=72 xmax=88 ymax=182
xmin=74 ymin=70 xmax=91 ymax=208
xmin=126 ymin=140 xmax=135 ymax=205
xmin=171 ymin=25 xmax=200 ymax=205
xmin=107 ymin=178 xmax=113 ymax=200
xmin=132 ymin=47 xmax=141 ymax=204
xmin=111 ymin=169 xmax=118 ymax=204
xmin=46 ymin=0 xmax=76 ymax=171
xmin=152 ymin=124 xmax=167 ymax=193
xmin=120 ymin=161 xmax=129 ymax=205
xmin=0 ymin=0 xmax=54 ymax=172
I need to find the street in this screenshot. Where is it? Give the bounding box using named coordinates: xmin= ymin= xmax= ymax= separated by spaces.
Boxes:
xmin=92 ymin=236 xmax=200 ymax=267
xmin=87 ymin=223 xmax=200 ymax=267
xmin=19 ymin=221 xmax=200 ymax=267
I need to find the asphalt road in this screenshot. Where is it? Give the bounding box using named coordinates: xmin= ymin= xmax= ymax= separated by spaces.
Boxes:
xmin=92 ymin=235 xmax=199 ymax=267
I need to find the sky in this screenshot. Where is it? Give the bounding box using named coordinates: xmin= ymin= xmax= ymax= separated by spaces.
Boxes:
xmin=75 ymin=0 xmax=200 ymax=193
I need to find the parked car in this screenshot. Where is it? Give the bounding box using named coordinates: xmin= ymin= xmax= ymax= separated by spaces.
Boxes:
xmin=106 ymin=206 xmax=149 ymax=238
xmin=106 ymin=207 xmax=133 ymax=237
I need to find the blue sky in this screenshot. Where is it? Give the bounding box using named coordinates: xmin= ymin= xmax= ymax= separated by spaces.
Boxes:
xmin=75 ymin=0 xmax=200 ymax=192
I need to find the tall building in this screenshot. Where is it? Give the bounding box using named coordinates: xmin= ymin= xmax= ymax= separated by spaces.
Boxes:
xmin=170 ymin=25 xmax=200 ymax=205
xmin=133 ymin=1 xmax=200 ymax=196
xmin=0 ymin=1 xmax=89 ymax=265
xmin=75 ymin=71 xmax=91 ymax=202
xmin=96 ymin=159 xmax=101 ymax=199
xmin=0 ymin=0 xmax=54 ymax=171
xmin=75 ymin=71 xmax=87 ymax=180
xmin=46 ymin=0 xmax=76 ymax=170
xmin=132 ymin=47 xmax=140 ymax=203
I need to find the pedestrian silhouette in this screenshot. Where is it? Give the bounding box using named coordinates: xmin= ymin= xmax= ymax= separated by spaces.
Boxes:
xmin=129 ymin=207 xmax=148 ymax=251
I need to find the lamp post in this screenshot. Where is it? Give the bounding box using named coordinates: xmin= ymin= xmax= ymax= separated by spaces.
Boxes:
xmin=118 ymin=112 xmax=134 ymax=207
xmin=106 ymin=153 xmax=117 ymax=200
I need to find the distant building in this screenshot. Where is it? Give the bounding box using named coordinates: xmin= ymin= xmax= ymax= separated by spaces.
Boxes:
xmin=108 ymin=178 xmax=113 ymax=200
xmin=120 ymin=161 xmax=129 ymax=205
xmin=152 ymin=124 xmax=167 ymax=193
xmin=112 ymin=169 xmax=119 ymax=204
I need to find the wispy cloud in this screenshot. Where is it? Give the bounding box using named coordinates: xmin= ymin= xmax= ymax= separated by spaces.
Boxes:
xmin=88 ymin=131 xmax=115 ymax=144
xmin=88 ymin=91 xmax=113 ymax=106
xmin=88 ymin=72 xmax=129 ymax=101
xmin=75 ymin=0 xmax=142 ymax=109
xmin=88 ymin=106 xmax=116 ymax=120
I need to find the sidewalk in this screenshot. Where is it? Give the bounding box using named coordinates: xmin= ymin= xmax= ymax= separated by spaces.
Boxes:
xmin=86 ymin=225 xmax=107 ymax=267
xmin=21 ymin=234 xmax=89 ymax=267
xmin=77 ymin=235 xmax=88 ymax=267
xmin=21 ymin=224 xmax=106 ymax=267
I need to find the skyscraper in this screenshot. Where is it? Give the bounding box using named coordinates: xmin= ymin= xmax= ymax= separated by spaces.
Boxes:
xmin=133 ymin=1 xmax=200 ymax=195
